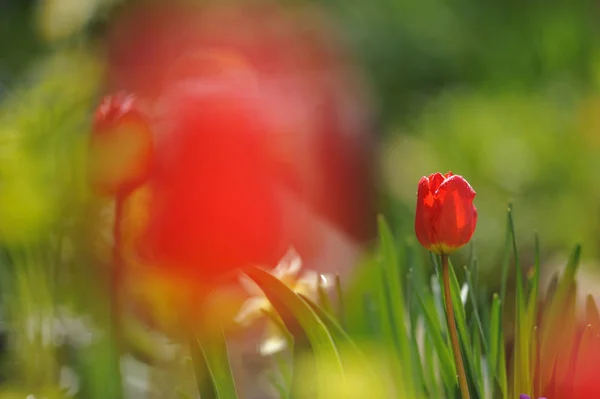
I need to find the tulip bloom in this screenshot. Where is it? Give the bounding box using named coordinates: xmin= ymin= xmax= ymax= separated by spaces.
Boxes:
xmin=89 ymin=93 xmax=153 ymax=196
xmin=105 ymin=1 xmax=376 ymax=247
xmin=415 ymin=172 xmax=477 ymax=255
xmin=136 ymin=84 xmax=287 ymax=284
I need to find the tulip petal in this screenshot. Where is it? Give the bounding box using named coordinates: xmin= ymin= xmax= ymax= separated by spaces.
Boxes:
xmin=428 ymin=172 xmax=445 ymax=192
xmin=433 ymin=175 xmax=477 ymax=252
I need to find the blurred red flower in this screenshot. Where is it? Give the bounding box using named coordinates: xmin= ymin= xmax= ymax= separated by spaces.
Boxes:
xmin=415 ymin=172 xmax=477 ymax=255
xmin=102 ymin=1 xmax=376 ymax=284
xmin=137 ymin=84 xmax=287 ymax=283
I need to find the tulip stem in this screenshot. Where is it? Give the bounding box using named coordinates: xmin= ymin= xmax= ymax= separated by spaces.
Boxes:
xmin=441 ymin=254 xmax=470 ymax=399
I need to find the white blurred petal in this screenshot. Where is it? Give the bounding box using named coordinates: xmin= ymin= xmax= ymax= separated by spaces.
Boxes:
xmin=259 ymin=335 xmax=288 ymax=356
xmin=239 ymin=272 xmax=263 ymax=296
xmin=295 ymin=270 xmax=319 ymax=298
xmin=460 ymin=283 xmax=469 ymax=305
xmin=318 ymin=273 xmax=335 ymax=289
xmin=234 ymin=297 xmax=270 ymax=326
xmin=272 ymin=247 xmax=302 ymax=279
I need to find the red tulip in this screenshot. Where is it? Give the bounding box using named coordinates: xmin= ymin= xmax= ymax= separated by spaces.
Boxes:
xmin=415 ymin=172 xmax=477 ymax=254
xmin=89 ymin=93 xmax=153 ymax=196
xmin=105 ymin=1 xmax=376 ymax=246
xmin=135 ymin=84 xmax=288 ymax=284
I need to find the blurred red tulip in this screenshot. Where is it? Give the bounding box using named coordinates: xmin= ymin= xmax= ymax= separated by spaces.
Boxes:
xmin=137 ymin=83 xmax=288 ymax=283
xmin=415 ymin=172 xmax=477 ymax=255
xmin=105 ymin=1 xmax=376 ymax=258
xmin=100 ymin=0 xmax=376 ymax=289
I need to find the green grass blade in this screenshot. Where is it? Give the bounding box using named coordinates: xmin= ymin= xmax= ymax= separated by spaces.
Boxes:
xmin=422 ymin=328 xmax=443 ymax=397
xmin=317 ymin=276 xmax=334 ymax=315
xmin=189 ymin=333 xmax=216 ymax=399
xmin=499 ymin=204 xmax=512 ymax=306
xmin=406 ymin=276 xmax=426 ymax=397
xmin=526 ymin=233 xmax=541 ymax=333
xmin=447 ymin=261 xmax=483 ymax=398
xmin=525 ymin=233 xmax=541 ymax=394
xmin=193 ymin=327 xmax=238 ymax=399
xmin=464 ymin=266 xmax=488 ymax=356
xmin=412 ymin=276 xmax=456 ymax=389
xmin=506 ymin=204 xmax=531 ymax=396
xmin=498 ymin=338 xmax=508 ymax=399
xmin=376 ymin=215 xmax=415 ymax=397
xmin=244 ymin=265 xmax=344 ymax=396
xmin=335 ymin=274 xmax=346 ymax=329
xmin=298 ymin=294 xmax=363 ymax=359
xmin=472 ymin=320 xmax=483 ymax=396
xmin=488 ymin=293 xmax=506 ymax=397
xmin=539 ymin=245 xmax=582 ymax=387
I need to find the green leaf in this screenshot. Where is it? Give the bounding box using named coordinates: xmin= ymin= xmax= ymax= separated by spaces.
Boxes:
xmin=446 ymin=261 xmax=483 ymax=398
xmin=525 ymin=234 xmax=541 ymax=334
xmin=299 ymin=294 xmax=363 ymax=358
xmin=472 ymin=320 xmax=483 ymax=396
xmin=421 ymin=329 xmax=438 ymax=397
xmin=498 ymin=338 xmax=508 ymax=399
xmin=244 ymin=265 xmax=344 ymax=397
xmin=412 ymin=281 xmax=456 ymax=389
xmin=334 ymin=274 xmax=346 ymax=329
xmin=191 ymin=326 xmax=238 ymax=399
xmin=525 ymin=233 xmax=541 ymax=395
xmin=464 ymin=266 xmax=488 ymax=357
xmin=177 ymin=389 xmax=194 ymax=399
xmin=267 ymin=372 xmax=290 ymax=399
xmin=539 ymin=245 xmax=581 ymax=386
xmin=317 ymin=276 xmax=334 ymax=315
xmin=376 ymin=215 xmax=415 ymax=397
xmin=499 ymin=204 xmax=513 ymax=307
xmin=489 ymin=293 xmax=506 ymax=398
xmin=261 ymin=308 xmax=294 ymax=347
xmin=188 ymin=333 xmax=216 ymax=399
xmin=508 ymin=204 xmax=530 ymax=397
xmin=300 ymin=292 xmax=387 ymax=393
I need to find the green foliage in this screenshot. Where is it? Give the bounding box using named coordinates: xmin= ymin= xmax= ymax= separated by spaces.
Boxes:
xmin=244 ymin=265 xmax=344 ymax=398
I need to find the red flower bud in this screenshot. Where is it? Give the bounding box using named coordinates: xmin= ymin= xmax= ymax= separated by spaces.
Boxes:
xmin=89 ymin=93 xmax=153 ymax=196
xmin=415 ymin=172 xmax=477 ymax=255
